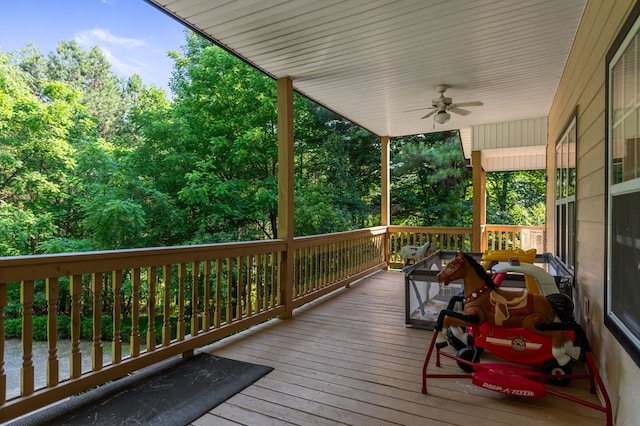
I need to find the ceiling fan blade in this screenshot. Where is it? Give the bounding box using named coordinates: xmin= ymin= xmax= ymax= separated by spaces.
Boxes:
xmin=453 ymin=101 xmax=483 ymax=107
xmin=402 ymin=107 xmax=428 ymax=113
xmin=449 ymin=107 xmax=472 ymax=116
xmin=421 ymin=109 xmax=437 ymax=119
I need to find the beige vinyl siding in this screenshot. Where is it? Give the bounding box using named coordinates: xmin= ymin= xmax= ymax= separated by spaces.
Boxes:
xmin=473 ymin=118 xmax=547 ymax=149
xmin=471 ymin=118 xmax=547 ymax=171
xmin=482 ymin=151 xmax=546 ymax=171
xmin=548 ymin=0 xmax=639 ymax=424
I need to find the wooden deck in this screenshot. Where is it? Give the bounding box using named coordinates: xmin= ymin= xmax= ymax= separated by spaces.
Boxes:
xmin=195 ymin=270 xmax=607 ymax=426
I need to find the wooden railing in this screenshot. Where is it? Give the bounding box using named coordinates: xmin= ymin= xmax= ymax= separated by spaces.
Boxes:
xmin=292 ymin=227 xmax=387 ymax=308
xmin=387 ymin=226 xmax=473 ymax=268
xmin=0 ymin=224 xmax=544 ymax=421
xmin=483 ymin=225 xmax=546 ymax=253
xmin=0 ymin=228 xmax=387 ymax=422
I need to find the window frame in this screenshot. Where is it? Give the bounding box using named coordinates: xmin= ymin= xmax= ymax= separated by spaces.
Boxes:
xmin=605 ymin=0 xmax=640 ymax=367
xmin=554 ymin=112 xmax=576 ymax=271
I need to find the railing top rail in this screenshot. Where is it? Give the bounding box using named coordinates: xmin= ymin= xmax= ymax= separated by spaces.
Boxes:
xmin=483 ymin=224 xmax=545 ymax=230
xmin=0 ymin=240 xmax=287 ymax=283
xmin=387 ymin=225 xmax=472 ymax=233
xmin=293 ymin=226 xmax=387 ymax=248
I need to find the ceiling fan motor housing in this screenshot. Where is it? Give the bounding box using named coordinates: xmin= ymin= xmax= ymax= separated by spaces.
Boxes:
xmin=433 ymin=110 xmax=451 ymax=124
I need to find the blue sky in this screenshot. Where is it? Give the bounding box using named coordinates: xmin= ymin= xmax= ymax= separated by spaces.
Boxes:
xmin=0 ymin=0 xmax=188 ymax=94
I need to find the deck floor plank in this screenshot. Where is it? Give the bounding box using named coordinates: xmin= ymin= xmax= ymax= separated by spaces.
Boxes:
xmin=197 ymin=270 xmax=608 ymax=425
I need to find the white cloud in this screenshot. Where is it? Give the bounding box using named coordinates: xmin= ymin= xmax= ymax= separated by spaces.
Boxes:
xmin=74 ymin=27 xmax=173 ymax=92
xmin=75 ymin=28 xmax=146 ymax=49
xmin=74 ymin=28 xmax=151 ymax=78
xmin=99 ymin=47 xmax=142 ymax=76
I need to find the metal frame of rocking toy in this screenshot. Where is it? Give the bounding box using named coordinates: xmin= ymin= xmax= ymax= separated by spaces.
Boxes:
xmin=422 ymin=315 xmax=613 ymax=425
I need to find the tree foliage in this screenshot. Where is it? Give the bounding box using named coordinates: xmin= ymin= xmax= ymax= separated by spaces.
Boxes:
xmin=486 ymin=170 xmax=546 ymax=225
xmin=390 ymin=132 xmax=472 ymax=226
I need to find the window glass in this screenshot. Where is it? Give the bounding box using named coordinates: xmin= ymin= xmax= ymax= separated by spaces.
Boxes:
xmin=555 ymin=117 xmax=576 ymax=269
xmin=606 ymin=7 xmax=640 ymax=366
xmin=568 ymin=126 xmax=576 ymax=196
xmin=610 ymin=192 xmax=640 ymax=340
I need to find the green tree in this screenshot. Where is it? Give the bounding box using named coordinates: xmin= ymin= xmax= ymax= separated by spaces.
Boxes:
xmin=0 ymin=52 xmax=82 ymax=254
xmin=390 ymin=132 xmax=472 ymax=226
xmin=154 ymin=33 xmax=280 ymax=242
xmin=293 ymin=105 xmax=380 ymax=234
xmin=486 ymin=170 xmax=546 ymax=225
xmin=45 ymin=40 xmax=130 ymax=140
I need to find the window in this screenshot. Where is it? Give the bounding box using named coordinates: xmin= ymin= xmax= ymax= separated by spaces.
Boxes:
xmin=606 ymin=2 xmax=640 ymax=366
xmin=555 ymin=115 xmax=576 ymax=270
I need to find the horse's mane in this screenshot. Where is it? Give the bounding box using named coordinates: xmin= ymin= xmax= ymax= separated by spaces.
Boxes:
xmin=462 ymin=252 xmax=497 ymax=290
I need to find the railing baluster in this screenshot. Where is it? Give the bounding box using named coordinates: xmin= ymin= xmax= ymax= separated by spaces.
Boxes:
xmin=0 ymin=281 xmax=6 ymax=404
xmin=46 ymin=277 xmax=59 ymax=387
xmin=20 ymin=280 xmax=34 ymax=396
xmin=296 ymin=248 xmax=302 ymax=295
xmin=296 ymin=250 xmax=301 ymax=293
xmin=304 ymin=247 xmax=309 ymax=294
xmin=70 ymin=274 xmax=82 ymax=379
xmin=162 ymin=265 xmax=172 ymax=346
xmin=236 ymin=256 xmax=243 ymax=320
xmin=312 ymin=245 xmax=318 ymax=290
xmin=319 ymin=246 xmax=325 ymax=287
xmin=177 ymin=263 xmax=186 ymax=341
xmin=263 ymin=254 xmax=270 ymax=309
xmin=339 ymin=241 xmax=343 ymax=280
xmin=147 ymin=266 xmax=157 ymax=351
xmin=191 ymin=261 xmax=199 ymax=337
xmin=247 ymin=255 xmax=253 ymax=317
xmin=226 ymin=258 xmax=234 ymax=323
xmin=256 ymin=254 xmax=263 ymax=313
xmin=91 ymin=273 xmax=103 ymax=371
xmin=215 ymin=259 xmax=222 ymax=328
xmin=308 ymin=246 xmax=313 ymax=291
xmin=131 ymin=268 xmax=141 ymax=357
xmin=274 ymin=252 xmax=281 ymax=306
xmin=112 ymin=270 xmax=122 ymax=364
xmin=338 ymin=241 xmax=343 ymax=280
xmin=203 ymin=260 xmax=211 ymax=331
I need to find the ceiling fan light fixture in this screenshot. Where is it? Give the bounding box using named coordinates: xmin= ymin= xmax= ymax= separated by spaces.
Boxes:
xmin=433 ymin=110 xmax=450 ymax=124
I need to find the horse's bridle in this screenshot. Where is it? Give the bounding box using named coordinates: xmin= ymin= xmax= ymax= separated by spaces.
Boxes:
xmin=437 ymin=256 xmax=465 ymax=285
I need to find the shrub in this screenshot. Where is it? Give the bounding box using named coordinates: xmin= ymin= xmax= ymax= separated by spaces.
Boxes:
xmin=32 ymin=316 xmax=48 ymax=340
xmin=5 ymin=318 xmax=21 ymax=338
xmin=57 ymin=315 xmax=71 ymax=339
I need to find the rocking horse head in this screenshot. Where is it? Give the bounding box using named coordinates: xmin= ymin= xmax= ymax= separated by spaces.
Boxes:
xmin=436 ymin=252 xmax=497 ymax=291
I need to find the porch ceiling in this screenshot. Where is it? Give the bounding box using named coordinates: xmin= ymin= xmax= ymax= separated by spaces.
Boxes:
xmin=146 ymin=0 xmax=586 ymax=152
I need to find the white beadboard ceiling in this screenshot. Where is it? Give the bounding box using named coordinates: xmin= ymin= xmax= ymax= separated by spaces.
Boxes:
xmin=146 ymin=0 xmax=587 ymax=169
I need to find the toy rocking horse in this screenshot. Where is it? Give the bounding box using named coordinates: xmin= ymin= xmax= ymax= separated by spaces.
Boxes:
xmin=434 ymin=252 xmax=581 ymax=366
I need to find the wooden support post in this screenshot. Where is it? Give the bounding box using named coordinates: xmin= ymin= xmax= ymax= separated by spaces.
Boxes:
xmin=277 ymin=76 xmax=294 ymax=319
xmin=472 ymin=150 xmax=486 ymax=252
xmin=381 ymin=135 xmax=390 ymax=267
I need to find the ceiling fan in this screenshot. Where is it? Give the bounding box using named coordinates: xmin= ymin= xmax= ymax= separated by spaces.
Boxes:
xmin=420 ymin=84 xmax=483 ymax=124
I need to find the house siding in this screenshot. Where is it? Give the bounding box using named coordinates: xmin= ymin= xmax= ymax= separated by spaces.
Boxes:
xmin=547 ymin=0 xmax=640 ymax=424
xmin=473 ymin=117 xmax=548 ymax=149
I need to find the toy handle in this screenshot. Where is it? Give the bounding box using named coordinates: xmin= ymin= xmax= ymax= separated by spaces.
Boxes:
xmin=492 ymin=272 xmax=507 ymax=286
